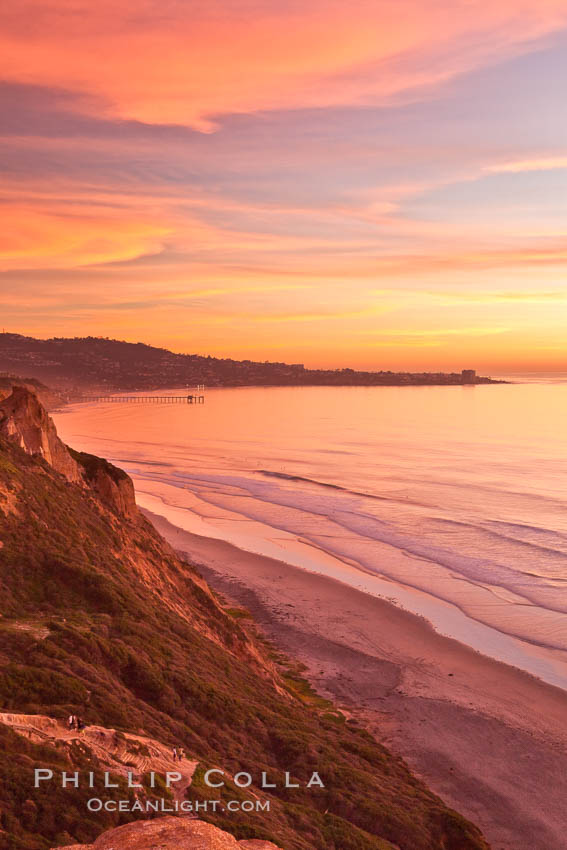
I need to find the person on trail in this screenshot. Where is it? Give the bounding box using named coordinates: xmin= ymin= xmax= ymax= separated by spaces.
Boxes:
xmin=172 ymin=746 xmax=177 ymax=762
xmin=178 ymin=747 xmax=184 ymax=761
xmin=68 ymin=715 xmax=74 ymax=730
xmin=77 ymin=717 xmax=85 ymax=732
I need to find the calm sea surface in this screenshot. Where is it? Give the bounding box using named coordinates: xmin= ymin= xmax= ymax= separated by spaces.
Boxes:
xmin=54 ymin=376 xmax=567 ymax=690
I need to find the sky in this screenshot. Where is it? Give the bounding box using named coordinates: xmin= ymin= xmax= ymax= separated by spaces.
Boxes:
xmin=1 ymin=0 xmax=567 ymax=371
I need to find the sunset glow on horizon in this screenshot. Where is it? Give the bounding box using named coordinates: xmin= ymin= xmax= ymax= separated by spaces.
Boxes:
xmin=2 ymin=0 xmax=567 ymax=371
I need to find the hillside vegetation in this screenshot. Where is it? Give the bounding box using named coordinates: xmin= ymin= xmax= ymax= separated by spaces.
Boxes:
xmin=0 ymin=392 xmax=490 ymax=850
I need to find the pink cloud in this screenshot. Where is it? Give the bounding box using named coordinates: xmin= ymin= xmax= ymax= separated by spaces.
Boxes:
xmin=1 ymin=0 xmax=566 ymax=128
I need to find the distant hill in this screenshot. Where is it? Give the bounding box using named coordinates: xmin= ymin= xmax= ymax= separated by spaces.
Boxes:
xmin=0 ymin=333 xmax=500 ymax=394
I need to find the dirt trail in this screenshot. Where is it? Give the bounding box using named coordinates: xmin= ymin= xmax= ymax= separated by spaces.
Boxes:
xmin=0 ymin=712 xmax=198 ymax=803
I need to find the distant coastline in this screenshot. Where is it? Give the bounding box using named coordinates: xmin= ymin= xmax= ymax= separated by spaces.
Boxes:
xmin=0 ymin=332 xmax=506 ymax=396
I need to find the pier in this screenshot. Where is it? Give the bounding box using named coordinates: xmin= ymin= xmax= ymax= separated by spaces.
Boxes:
xmin=82 ymin=395 xmax=205 ymax=404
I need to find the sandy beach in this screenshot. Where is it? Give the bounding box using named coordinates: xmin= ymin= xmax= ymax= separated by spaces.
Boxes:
xmin=146 ymin=509 xmax=567 ymax=850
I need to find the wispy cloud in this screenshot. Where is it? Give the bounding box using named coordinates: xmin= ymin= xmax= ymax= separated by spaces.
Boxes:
xmin=365 ymin=326 xmax=511 ymax=338
xmin=2 ymin=0 xmax=566 ymax=128
xmin=373 ymin=289 xmax=567 ymax=304
xmin=484 ymin=156 xmax=567 ymax=174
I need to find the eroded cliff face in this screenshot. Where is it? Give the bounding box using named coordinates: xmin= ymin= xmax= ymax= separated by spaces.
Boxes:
xmin=0 ymin=386 xmax=136 ymax=518
xmin=89 ymin=461 xmax=136 ymax=518
xmin=0 ymin=386 xmax=82 ymax=483
xmin=0 ymin=375 xmax=64 ymax=409
xmin=56 ymin=817 xmax=281 ymax=850
xmin=69 ymin=448 xmax=138 ymax=519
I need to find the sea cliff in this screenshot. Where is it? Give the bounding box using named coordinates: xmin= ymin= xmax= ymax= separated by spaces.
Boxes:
xmin=0 ymin=387 xmax=490 ymax=850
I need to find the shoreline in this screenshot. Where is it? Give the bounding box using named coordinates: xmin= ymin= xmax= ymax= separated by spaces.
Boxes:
xmin=145 ymin=508 xmax=567 ymax=850
xmin=133 ymin=485 xmax=567 ymax=692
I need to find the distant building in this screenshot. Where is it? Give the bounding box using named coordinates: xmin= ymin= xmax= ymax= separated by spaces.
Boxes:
xmin=461 ymin=369 xmax=476 ymax=384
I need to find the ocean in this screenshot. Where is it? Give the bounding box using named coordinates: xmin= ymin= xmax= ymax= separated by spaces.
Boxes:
xmin=53 ymin=376 xmax=567 ymax=691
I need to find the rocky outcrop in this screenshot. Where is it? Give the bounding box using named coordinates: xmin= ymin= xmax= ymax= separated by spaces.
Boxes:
xmin=0 ymin=386 xmax=137 ymax=517
xmin=55 ymin=817 xmax=281 ymax=850
xmin=0 ymin=385 xmax=82 ymax=483
xmin=69 ymin=449 xmax=138 ymax=519
xmin=0 ymin=375 xmax=63 ymax=409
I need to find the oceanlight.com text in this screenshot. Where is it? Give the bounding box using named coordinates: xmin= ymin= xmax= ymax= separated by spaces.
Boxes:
xmin=86 ymin=798 xmax=271 ymax=814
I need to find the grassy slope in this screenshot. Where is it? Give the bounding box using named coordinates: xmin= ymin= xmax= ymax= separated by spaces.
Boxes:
xmin=0 ymin=437 xmax=489 ymax=850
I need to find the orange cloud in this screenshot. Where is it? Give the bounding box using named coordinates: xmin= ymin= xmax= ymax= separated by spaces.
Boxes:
xmin=0 ymin=203 xmax=173 ymax=270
